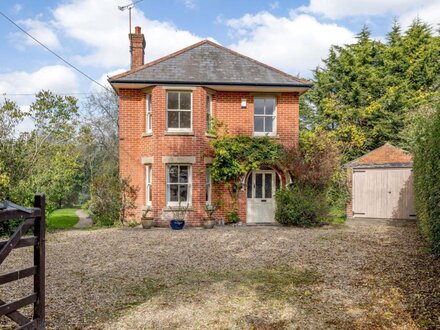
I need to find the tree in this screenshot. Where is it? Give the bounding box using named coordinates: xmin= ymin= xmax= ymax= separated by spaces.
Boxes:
xmin=0 ymin=91 xmax=83 ymax=212
xmin=303 ymin=20 xmax=440 ymax=161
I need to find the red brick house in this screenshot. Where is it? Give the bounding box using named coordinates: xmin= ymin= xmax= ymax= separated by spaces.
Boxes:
xmin=108 ymin=26 xmax=312 ymax=225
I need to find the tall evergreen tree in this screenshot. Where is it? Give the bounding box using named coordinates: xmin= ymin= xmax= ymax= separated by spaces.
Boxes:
xmin=302 ymin=19 xmax=440 ymax=160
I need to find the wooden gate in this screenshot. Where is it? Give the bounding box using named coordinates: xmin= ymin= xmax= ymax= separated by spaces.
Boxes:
xmin=0 ymin=195 xmax=45 ymax=329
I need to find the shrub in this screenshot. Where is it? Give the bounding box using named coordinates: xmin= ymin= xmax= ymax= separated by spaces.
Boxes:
xmin=226 ymin=210 xmax=240 ymax=224
xmin=90 ymin=175 xmax=138 ymax=227
xmin=275 ymin=185 xmax=328 ymax=227
xmin=413 ymin=101 xmax=440 ymax=256
xmin=276 ymin=130 xmax=342 ymax=226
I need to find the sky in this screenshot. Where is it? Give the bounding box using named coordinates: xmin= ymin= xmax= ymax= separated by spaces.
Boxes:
xmin=0 ymin=0 xmax=439 ymax=111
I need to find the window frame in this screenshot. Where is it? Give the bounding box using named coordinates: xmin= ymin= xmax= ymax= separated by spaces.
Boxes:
xmin=205 ymin=166 xmax=212 ymax=205
xmin=206 ymin=94 xmax=212 ymax=132
xmin=166 ymin=91 xmax=193 ymax=132
xmin=253 ymin=97 xmax=277 ymax=137
xmin=145 ymin=165 xmax=152 ymax=206
xmin=166 ymin=164 xmax=192 ymax=207
xmin=146 ymin=94 xmax=152 ymax=133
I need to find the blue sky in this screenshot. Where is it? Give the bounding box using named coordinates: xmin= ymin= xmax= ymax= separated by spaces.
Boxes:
xmin=0 ymin=0 xmax=439 ymax=108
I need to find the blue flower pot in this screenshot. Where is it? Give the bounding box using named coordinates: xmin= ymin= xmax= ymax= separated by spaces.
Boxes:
xmin=170 ymin=219 xmax=185 ymax=230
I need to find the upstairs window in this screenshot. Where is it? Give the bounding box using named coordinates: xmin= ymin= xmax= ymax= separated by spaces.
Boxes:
xmin=167 ymin=91 xmax=192 ymax=131
xmin=206 ymin=94 xmax=212 ymax=132
xmin=253 ymin=98 xmax=276 ymax=136
xmin=146 ymin=94 xmax=152 ymax=133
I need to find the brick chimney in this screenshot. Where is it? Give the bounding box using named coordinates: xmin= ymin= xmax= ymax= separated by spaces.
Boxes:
xmin=130 ymin=26 xmax=145 ymax=69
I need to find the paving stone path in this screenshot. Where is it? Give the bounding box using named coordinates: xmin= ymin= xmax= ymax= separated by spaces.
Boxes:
xmin=74 ymin=209 xmax=92 ymax=228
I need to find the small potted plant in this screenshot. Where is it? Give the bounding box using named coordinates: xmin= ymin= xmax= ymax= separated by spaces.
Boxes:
xmin=203 ymin=205 xmax=217 ymax=229
xmin=141 ymin=207 xmax=154 ymax=229
xmin=169 ymin=202 xmax=189 ymax=230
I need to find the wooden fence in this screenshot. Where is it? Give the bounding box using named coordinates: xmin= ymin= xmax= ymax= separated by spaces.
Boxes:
xmin=0 ymin=195 xmax=45 ymax=329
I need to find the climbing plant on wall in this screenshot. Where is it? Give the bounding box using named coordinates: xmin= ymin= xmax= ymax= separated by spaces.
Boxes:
xmin=209 ymin=134 xmax=284 ymax=221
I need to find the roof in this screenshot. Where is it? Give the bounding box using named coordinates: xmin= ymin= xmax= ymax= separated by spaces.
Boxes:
xmin=109 ymin=40 xmax=312 ymax=88
xmin=347 ymin=143 xmax=413 ymax=168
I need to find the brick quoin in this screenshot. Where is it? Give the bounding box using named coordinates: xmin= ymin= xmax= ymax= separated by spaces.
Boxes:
xmin=119 ymin=87 xmax=300 ymax=225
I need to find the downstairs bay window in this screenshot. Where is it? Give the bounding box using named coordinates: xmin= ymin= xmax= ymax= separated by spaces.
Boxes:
xmin=166 ymin=164 xmax=192 ymax=206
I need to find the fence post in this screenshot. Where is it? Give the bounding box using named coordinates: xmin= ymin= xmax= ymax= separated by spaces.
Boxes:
xmin=33 ymin=194 xmax=45 ymax=329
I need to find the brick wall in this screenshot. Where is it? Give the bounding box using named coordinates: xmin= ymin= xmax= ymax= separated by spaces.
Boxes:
xmin=119 ymin=86 xmax=300 ymax=225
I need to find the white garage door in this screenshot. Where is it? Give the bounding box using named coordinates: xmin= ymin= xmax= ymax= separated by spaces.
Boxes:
xmin=352 ymin=167 xmax=415 ymax=219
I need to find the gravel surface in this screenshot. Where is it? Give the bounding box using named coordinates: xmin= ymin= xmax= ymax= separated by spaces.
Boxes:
xmin=1 ymin=219 xmax=439 ymax=329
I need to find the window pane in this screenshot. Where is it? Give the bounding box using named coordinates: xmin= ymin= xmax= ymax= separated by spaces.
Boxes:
xmin=206 ymin=167 xmax=211 ymax=184
xmin=254 ymin=99 xmax=264 ymax=114
xmin=276 ymin=174 xmax=280 ymax=191
xmin=168 ymin=166 xmax=179 ymax=183
xmin=254 ymin=116 xmax=264 ymax=132
xmin=255 ymin=173 xmax=263 ymax=198
xmin=265 ymin=117 xmax=273 ymax=132
xmin=180 ymin=93 xmax=191 ymax=110
xmin=247 ymin=174 xmax=253 ymax=198
xmin=147 ymin=95 xmax=152 ymax=112
xmin=206 ymin=96 xmax=211 ymax=113
xmin=168 ymin=92 xmax=179 ymax=109
xmin=168 ymin=111 xmax=179 ymax=128
xmin=265 ymin=99 xmax=275 ymax=115
xmin=180 ymin=111 xmax=191 ymax=128
xmin=169 ymin=184 xmax=178 ymax=202
xmin=265 ymin=173 xmax=272 ymax=198
xmin=148 ymin=185 xmax=152 ymax=202
xmin=179 ymin=166 xmax=189 ymax=183
xmin=179 ymin=184 xmax=188 ymax=202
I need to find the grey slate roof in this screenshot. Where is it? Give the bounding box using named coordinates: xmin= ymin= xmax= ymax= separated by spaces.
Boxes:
xmin=109 ymin=40 xmax=311 ymax=87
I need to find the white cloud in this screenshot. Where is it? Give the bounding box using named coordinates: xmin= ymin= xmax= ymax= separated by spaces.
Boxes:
xmin=182 ymin=0 xmax=196 ymax=9
xmin=399 ymin=2 xmax=440 ymax=29
xmin=299 ymin=0 xmax=439 ymax=20
xmin=52 ymin=0 xmax=206 ymax=69
xmin=226 ymin=12 xmax=355 ymax=78
xmin=91 ymin=69 xmax=126 ymax=92
xmin=13 ymin=4 xmax=23 ymax=13
xmin=270 ymin=2 xmax=280 ymax=10
xmin=15 ymin=18 xmax=60 ymax=50
xmin=0 ymin=65 xmax=80 ymax=114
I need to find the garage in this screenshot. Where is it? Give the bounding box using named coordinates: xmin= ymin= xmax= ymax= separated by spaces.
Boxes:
xmin=347 ymin=143 xmax=416 ymax=220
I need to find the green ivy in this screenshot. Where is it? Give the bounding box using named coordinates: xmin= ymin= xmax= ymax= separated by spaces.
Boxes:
xmin=210 ymin=135 xmax=284 ymax=185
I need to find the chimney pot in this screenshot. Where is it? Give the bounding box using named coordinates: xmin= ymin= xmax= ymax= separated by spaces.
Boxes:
xmin=135 ymin=26 xmax=141 ymax=34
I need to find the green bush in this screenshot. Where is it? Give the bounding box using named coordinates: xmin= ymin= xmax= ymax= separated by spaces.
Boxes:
xmin=89 ymin=175 xmax=138 ymax=227
xmin=226 ymin=210 xmax=240 ymax=224
xmin=413 ymin=102 xmax=440 ymax=256
xmin=275 ymin=185 xmax=328 ymax=227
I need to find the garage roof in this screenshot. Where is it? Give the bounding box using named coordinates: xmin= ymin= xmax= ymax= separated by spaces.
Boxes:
xmin=347 ymin=143 xmax=413 ymax=168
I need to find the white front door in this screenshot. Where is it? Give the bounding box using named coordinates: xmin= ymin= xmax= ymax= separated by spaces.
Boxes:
xmin=246 ymin=170 xmax=278 ymax=223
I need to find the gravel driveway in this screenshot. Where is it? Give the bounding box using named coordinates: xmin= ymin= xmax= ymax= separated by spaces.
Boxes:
xmin=1 ymin=219 xmax=439 ymax=329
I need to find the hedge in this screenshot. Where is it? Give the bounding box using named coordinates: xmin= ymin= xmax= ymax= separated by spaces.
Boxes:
xmin=413 ymin=103 xmax=440 ymax=256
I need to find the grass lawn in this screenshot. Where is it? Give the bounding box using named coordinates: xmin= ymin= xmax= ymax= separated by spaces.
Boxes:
xmin=47 ymin=208 xmax=79 ymax=231
xmin=329 ymin=204 xmax=347 ymax=224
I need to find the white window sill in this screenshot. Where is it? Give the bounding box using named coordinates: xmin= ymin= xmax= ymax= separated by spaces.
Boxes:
xmin=205 ymin=133 xmax=216 ymax=138
xmin=165 ymin=131 xmax=194 ymax=136
xmin=163 ymin=206 xmax=194 ymax=212
xmin=252 ymin=133 xmax=279 ymax=138
xmin=141 ymin=132 xmax=153 ymax=137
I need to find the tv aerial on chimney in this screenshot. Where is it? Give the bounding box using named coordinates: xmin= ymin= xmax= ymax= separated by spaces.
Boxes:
xmin=118 ymin=0 xmax=144 ymax=61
